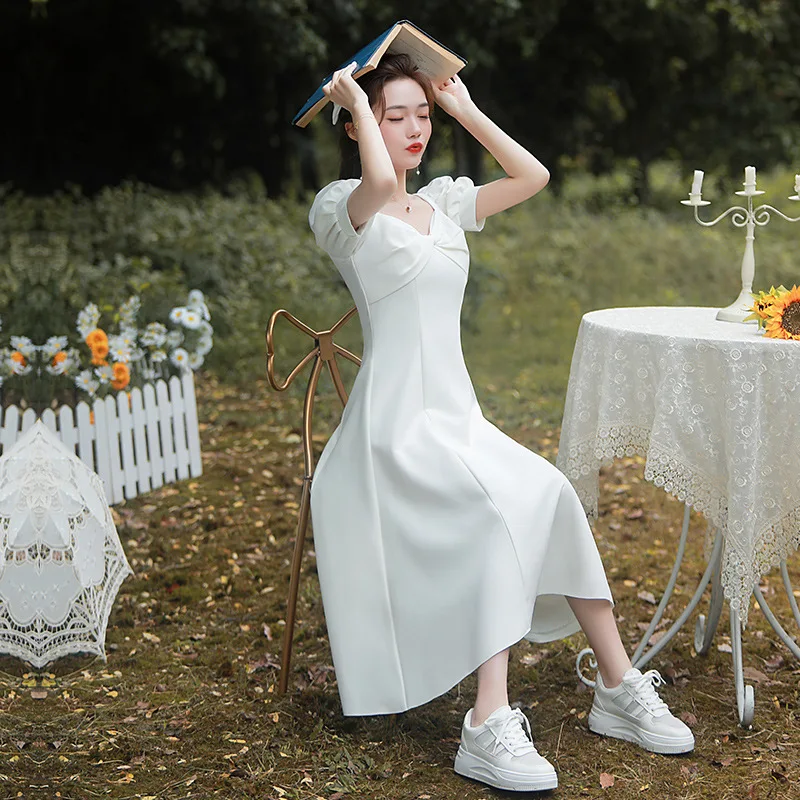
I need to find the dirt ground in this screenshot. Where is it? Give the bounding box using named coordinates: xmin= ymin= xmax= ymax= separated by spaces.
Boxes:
xmin=1 ymin=375 xmax=798 ymax=800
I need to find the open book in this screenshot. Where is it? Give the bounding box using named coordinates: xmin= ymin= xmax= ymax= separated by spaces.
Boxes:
xmin=292 ymin=19 xmax=467 ymax=128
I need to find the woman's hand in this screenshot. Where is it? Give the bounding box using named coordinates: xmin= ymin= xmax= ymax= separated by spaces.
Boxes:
xmin=431 ymin=73 xmax=475 ymax=119
xmin=322 ymin=62 xmax=370 ymax=116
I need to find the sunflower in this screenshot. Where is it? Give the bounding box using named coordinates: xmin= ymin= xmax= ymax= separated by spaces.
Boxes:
xmin=111 ymin=362 xmax=130 ymax=390
xmin=745 ymin=285 xmax=787 ymax=329
xmin=764 ymin=285 xmax=800 ymax=340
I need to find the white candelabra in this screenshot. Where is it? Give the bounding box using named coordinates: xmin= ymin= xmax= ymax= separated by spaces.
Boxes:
xmin=682 ymin=167 xmax=800 ymax=322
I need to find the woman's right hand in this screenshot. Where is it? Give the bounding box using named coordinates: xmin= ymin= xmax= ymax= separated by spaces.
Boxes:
xmin=322 ymin=62 xmax=370 ymax=114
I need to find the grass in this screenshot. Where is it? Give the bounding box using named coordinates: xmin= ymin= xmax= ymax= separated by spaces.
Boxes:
xmin=1 ymin=376 xmax=799 ymax=800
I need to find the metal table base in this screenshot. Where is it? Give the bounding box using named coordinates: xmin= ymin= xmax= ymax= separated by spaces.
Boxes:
xmin=577 ymin=503 xmax=800 ymax=727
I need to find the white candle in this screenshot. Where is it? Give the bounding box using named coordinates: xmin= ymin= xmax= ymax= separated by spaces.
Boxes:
xmin=691 ymin=170 xmax=704 ymax=195
xmin=745 ymin=165 xmax=756 ymax=185
xmin=795 ymin=173 xmax=800 ymax=194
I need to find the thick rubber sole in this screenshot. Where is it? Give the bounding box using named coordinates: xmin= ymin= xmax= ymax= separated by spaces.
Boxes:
xmin=588 ymin=707 xmax=695 ymax=754
xmin=454 ymin=747 xmax=558 ymax=792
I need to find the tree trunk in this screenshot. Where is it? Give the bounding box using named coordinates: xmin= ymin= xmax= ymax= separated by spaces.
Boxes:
xmin=633 ymin=158 xmax=651 ymax=205
xmin=452 ymin=123 xmax=484 ymax=183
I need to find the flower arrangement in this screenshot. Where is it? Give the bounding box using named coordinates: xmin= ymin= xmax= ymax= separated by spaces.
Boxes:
xmin=746 ymin=285 xmax=800 ymax=340
xmin=0 ymin=290 xmax=212 ymax=402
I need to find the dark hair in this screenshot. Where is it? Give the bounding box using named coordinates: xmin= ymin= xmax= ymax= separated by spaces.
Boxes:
xmin=338 ymin=53 xmax=435 ymax=180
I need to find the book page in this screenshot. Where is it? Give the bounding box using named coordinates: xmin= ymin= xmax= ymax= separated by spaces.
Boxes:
xmin=387 ymin=26 xmax=464 ymax=82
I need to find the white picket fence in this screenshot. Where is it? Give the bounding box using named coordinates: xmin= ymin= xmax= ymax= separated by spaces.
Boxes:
xmin=0 ymin=372 xmax=202 ymax=505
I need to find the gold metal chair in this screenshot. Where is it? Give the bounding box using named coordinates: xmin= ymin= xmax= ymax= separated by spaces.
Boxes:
xmin=265 ymin=307 xmax=361 ymax=693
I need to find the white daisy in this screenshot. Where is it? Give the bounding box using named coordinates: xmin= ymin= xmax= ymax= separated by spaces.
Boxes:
xmin=169 ymin=306 xmax=187 ymax=324
xmin=141 ymin=322 xmax=167 ymax=347
xmin=46 ymin=353 xmax=75 ymax=376
xmin=75 ymin=370 xmax=99 ymax=395
xmin=94 ymin=364 xmax=113 ymax=383
xmin=42 ymin=335 xmax=69 ymax=358
xmin=166 ymin=330 xmax=184 ymax=348
xmin=119 ymin=296 xmax=141 ymax=328
xmin=109 ymin=344 xmax=132 ymax=363
xmin=10 ymin=336 xmax=36 ymax=357
xmin=170 ymin=347 xmax=190 ymax=370
xmin=77 ymin=303 xmax=101 ymax=337
xmin=9 ymin=357 xmax=32 ymax=376
xmin=196 ymin=336 xmax=213 ymax=356
xmin=188 ymin=352 xmax=205 ymax=369
xmin=151 ymin=349 xmax=167 ymax=363
xmin=182 ymin=310 xmax=202 ymax=329
xmin=187 ymin=289 xmax=211 ymax=321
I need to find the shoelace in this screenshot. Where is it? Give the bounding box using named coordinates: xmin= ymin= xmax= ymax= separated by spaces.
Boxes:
xmin=494 ymin=708 xmax=536 ymax=756
xmin=626 ymin=669 xmax=669 ymax=716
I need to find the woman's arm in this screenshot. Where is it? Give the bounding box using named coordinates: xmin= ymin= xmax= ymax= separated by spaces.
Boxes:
xmin=432 ymin=75 xmax=549 ymax=223
xmin=323 ymin=63 xmax=396 ymax=230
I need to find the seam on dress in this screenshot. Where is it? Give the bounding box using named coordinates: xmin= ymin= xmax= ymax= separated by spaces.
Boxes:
xmin=349 ymin=256 xmax=409 ymax=709
xmin=412 ymin=280 xmax=427 ymax=412
xmin=446 ymin=439 xmax=527 ymax=587
xmin=414 ymin=267 xmax=523 ymax=585
xmin=368 ymin=261 xmax=429 ymax=306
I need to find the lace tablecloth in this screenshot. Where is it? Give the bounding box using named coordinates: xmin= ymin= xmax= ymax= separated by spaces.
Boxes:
xmin=556 ymin=307 xmax=800 ymax=626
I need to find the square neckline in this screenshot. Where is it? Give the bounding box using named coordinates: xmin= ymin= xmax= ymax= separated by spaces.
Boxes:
xmin=376 ymin=192 xmax=436 ymax=238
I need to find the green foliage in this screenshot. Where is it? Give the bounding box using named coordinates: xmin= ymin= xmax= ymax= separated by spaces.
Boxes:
xmin=6 ymin=1 xmax=800 ymax=197
xmin=3 ymin=165 xmax=796 ymax=419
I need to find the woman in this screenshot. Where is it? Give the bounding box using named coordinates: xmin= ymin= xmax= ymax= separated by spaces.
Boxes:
xmin=307 ymin=53 xmax=694 ymax=793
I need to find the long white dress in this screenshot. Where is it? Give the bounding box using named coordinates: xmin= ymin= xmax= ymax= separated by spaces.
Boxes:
xmin=308 ymin=175 xmax=612 ymax=717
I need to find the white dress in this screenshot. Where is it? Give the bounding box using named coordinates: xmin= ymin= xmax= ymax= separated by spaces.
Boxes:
xmin=308 ymin=176 xmax=612 ymax=717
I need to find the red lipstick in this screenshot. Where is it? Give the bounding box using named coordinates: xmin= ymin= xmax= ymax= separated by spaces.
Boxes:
xmin=407 ymin=143 xmax=423 ymax=153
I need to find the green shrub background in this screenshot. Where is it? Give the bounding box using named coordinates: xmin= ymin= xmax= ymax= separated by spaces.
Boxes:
xmin=2 ymin=164 xmax=796 ymax=424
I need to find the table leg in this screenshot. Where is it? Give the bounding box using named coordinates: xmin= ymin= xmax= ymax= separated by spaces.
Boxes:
xmin=730 ymin=605 xmax=755 ymax=727
xmin=577 ymin=523 xmax=724 ymax=687
xmin=633 ymin=527 xmax=724 ymax=670
xmin=631 ymin=504 xmax=692 ymax=665
xmin=694 ymin=544 xmax=725 ymax=656
xmin=782 ymin=561 xmax=800 ymax=629
xmin=752 ymin=574 xmax=800 ymax=661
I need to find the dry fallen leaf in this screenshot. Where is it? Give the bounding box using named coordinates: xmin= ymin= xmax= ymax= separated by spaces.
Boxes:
xmin=600 ymin=772 xmax=615 ymax=788
xmin=637 ymin=590 xmax=657 ymax=605
xmin=742 ymin=667 xmax=768 ymax=684
xmin=680 ymin=711 xmax=698 ymax=727
xmin=763 ymin=653 xmax=784 ymax=672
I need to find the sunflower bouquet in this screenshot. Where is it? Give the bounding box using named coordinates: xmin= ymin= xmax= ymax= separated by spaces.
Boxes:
xmin=746 ymin=285 xmax=800 ymax=340
xmin=0 ymin=290 xmax=213 ymax=406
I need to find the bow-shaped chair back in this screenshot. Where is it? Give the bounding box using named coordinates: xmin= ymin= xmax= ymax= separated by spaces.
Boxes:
xmin=265 ymin=307 xmax=360 ymax=693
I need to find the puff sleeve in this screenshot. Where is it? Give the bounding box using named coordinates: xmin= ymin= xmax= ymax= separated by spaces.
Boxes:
xmin=308 ymin=179 xmax=377 ymax=260
xmin=418 ymin=175 xmax=486 ymax=232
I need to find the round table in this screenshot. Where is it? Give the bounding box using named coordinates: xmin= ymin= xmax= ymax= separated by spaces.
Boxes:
xmin=556 ymin=306 xmax=800 ymax=726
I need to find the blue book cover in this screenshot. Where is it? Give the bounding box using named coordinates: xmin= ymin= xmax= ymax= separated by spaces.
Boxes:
xmin=292 ymin=19 xmax=466 ymax=127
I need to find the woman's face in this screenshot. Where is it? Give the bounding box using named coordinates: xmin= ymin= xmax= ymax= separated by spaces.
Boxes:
xmin=373 ymin=77 xmax=431 ymax=172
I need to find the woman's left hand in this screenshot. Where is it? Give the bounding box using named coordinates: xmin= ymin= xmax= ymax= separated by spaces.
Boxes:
xmin=431 ymin=73 xmax=475 ymax=119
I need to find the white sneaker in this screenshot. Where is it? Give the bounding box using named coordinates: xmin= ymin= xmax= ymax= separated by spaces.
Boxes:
xmin=454 ymin=704 xmax=558 ymax=792
xmin=588 ymin=668 xmax=695 ymax=754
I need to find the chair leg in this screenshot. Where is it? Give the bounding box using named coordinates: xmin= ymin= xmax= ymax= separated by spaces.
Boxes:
xmin=279 ymin=478 xmax=312 ymax=693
